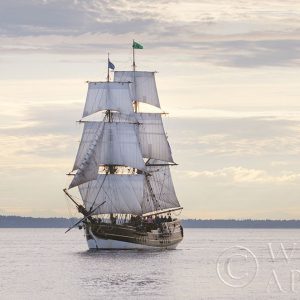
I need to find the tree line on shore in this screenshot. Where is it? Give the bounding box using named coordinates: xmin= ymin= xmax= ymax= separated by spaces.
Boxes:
xmin=1 ymin=215 xmax=300 ymax=228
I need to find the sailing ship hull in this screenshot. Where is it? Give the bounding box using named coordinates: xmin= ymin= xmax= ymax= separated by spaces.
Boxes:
xmin=84 ymin=220 xmax=183 ymax=250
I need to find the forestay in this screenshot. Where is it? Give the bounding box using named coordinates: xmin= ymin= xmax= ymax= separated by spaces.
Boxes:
xmin=114 ymin=71 xmax=160 ymax=108
xmin=79 ymin=174 xmax=145 ymax=215
xmin=82 ymin=82 xmax=133 ymax=117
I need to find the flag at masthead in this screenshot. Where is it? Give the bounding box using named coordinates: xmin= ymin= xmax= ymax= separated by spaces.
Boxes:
xmin=132 ymin=40 xmax=143 ymax=72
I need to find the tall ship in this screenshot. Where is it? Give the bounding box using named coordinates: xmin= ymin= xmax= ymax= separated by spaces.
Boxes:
xmin=64 ymin=41 xmax=183 ymax=249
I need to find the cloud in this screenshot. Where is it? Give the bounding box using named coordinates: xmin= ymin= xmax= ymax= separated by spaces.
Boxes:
xmin=0 ymin=102 xmax=82 ymax=170
xmin=182 ymin=167 xmax=300 ymax=184
xmin=0 ymin=0 xmax=162 ymax=36
xmin=166 ymin=115 xmax=300 ymax=158
xmin=1 ymin=0 xmax=300 ymax=68
xmin=2 ymin=1 xmax=300 ymax=218
xmin=2 ymin=103 xmax=300 ymax=173
xmin=202 ymin=39 xmax=300 ymax=68
xmin=0 ymin=101 xmax=82 ymax=135
xmin=0 ymin=0 xmax=86 ymax=35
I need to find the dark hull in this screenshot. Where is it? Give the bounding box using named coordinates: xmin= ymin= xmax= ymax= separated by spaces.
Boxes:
xmin=84 ymin=220 xmax=184 ymax=249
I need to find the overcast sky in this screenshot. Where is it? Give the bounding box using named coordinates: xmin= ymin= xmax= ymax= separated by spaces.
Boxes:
xmin=1 ymin=0 xmax=300 ymax=219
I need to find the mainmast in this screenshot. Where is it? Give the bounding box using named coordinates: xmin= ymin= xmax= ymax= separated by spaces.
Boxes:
xmin=132 ymin=40 xmax=136 ymax=72
xmin=106 ymin=53 xmax=114 ymax=174
xmin=107 ymin=53 xmax=114 ymax=222
xmin=132 ymin=40 xmax=159 ymax=212
xmin=132 ymin=39 xmax=138 ymax=113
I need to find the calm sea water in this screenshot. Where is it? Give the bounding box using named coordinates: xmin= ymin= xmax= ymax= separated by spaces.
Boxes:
xmin=0 ymin=228 xmax=299 ymax=299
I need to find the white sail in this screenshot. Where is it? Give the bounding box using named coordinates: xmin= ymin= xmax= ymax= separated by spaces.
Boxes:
xmin=70 ymin=122 xmax=105 ymax=188
xmin=136 ymin=113 xmax=174 ymax=163
xmin=79 ymin=174 xmax=145 ymax=215
xmin=96 ymin=122 xmax=145 ymax=170
xmin=78 ymin=162 xmax=180 ymax=215
xmin=69 ymin=154 xmax=99 ymax=188
xmin=141 ymin=159 xmax=180 ymax=213
xmin=111 ymin=113 xmax=174 ymax=163
xmin=72 ymin=121 xmax=145 ymax=185
xmin=73 ymin=122 xmax=105 ymax=171
xmin=68 ymin=59 xmax=181 ymax=213
xmin=114 ymin=71 xmax=160 ymax=108
xmin=82 ymin=82 xmax=133 ymax=117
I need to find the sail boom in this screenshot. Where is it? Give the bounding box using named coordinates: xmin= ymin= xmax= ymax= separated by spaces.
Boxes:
xmin=142 ymin=207 xmax=183 ymax=217
xmin=145 ymin=163 xmax=178 ymax=166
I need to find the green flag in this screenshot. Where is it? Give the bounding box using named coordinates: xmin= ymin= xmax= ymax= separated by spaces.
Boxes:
xmin=132 ymin=41 xmax=143 ymax=49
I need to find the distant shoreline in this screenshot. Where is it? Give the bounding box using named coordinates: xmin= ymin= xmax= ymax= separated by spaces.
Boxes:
xmin=1 ymin=215 xmax=300 ymax=228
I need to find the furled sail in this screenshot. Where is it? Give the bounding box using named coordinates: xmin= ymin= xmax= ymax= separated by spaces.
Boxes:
xmin=141 ymin=159 xmax=180 ymax=214
xmin=111 ymin=112 xmax=174 ymax=163
xmin=82 ymin=82 xmax=133 ymax=117
xmin=113 ymin=71 xmax=160 ymax=108
xmin=79 ymin=174 xmax=145 ymax=215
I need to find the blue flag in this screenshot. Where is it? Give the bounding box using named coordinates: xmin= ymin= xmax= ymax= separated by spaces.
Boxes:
xmin=108 ymin=59 xmax=115 ymax=70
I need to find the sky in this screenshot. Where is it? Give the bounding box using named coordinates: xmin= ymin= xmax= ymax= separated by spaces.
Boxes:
xmin=1 ymin=0 xmax=300 ymax=219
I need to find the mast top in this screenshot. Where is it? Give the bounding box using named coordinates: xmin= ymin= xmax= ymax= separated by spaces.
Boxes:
xmin=107 ymin=52 xmax=110 ymax=82
xmin=132 ymin=40 xmax=144 ymax=72
xmin=132 ymin=40 xmax=136 ymax=72
xmin=107 ymin=53 xmax=115 ymax=82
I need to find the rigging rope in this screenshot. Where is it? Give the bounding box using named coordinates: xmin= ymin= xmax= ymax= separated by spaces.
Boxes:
xmin=89 ymin=173 xmax=108 ymax=212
